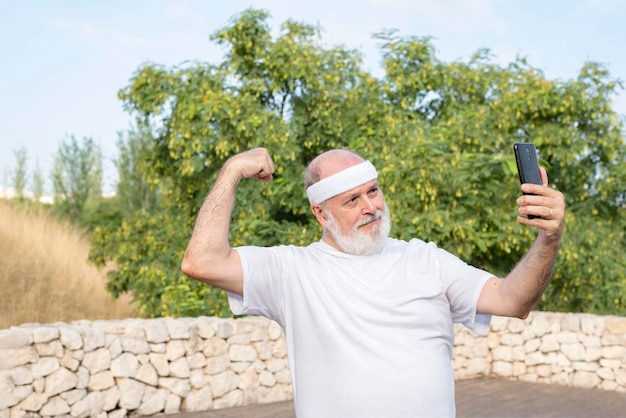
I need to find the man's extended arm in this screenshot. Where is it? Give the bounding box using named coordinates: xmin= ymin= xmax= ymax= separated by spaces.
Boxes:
xmin=477 ymin=167 xmax=565 ymax=318
xmin=181 ymin=148 xmax=275 ymax=295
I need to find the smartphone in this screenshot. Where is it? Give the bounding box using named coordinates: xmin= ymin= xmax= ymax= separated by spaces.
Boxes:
xmin=514 ymin=142 xmax=542 ymax=219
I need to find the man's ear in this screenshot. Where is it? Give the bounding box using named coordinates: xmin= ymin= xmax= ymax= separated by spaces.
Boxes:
xmin=311 ymin=204 xmax=327 ymax=226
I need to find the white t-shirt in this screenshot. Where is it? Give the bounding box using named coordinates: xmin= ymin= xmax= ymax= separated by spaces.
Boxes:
xmin=228 ymin=237 xmax=493 ymax=418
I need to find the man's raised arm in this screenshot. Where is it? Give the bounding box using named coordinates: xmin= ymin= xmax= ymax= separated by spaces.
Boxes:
xmin=477 ymin=167 xmax=566 ymax=319
xmin=181 ymin=148 xmax=275 ymax=295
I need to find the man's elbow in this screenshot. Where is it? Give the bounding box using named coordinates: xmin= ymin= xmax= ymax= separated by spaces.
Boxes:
xmin=180 ymin=253 xmax=200 ymax=280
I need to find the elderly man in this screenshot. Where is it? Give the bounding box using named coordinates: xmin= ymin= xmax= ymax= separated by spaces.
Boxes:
xmin=181 ymin=147 xmax=565 ymax=418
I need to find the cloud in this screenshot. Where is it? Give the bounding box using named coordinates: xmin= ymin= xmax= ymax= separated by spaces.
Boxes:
xmin=162 ymin=0 xmax=205 ymax=22
xmin=365 ymin=0 xmax=505 ymax=34
xmin=48 ymin=18 xmax=151 ymax=49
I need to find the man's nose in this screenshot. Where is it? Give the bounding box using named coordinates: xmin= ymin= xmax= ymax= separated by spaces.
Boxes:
xmin=361 ymin=197 xmax=376 ymax=214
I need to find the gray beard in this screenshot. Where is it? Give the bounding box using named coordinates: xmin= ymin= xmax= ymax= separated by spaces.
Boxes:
xmin=323 ymin=202 xmax=391 ymax=256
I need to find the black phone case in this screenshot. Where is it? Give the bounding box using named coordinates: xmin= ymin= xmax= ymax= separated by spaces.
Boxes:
xmin=514 ymin=142 xmax=542 ymax=219
xmin=514 ymin=142 xmax=542 ymax=186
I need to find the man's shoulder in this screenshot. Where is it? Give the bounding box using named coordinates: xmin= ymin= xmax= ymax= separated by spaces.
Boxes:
xmin=383 ymin=236 xmax=431 ymax=250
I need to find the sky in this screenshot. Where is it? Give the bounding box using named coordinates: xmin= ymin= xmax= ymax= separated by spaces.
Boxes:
xmin=1 ymin=0 xmax=625 ymax=194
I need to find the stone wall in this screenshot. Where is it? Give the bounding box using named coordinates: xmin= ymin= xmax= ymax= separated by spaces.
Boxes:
xmin=454 ymin=312 xmax=626 ymax=391
xmin=1 ymin=312 xmax=625 ymax=417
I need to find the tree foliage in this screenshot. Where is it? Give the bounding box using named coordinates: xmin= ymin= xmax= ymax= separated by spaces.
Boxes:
xmin=115 ymin=125 xmax=161 ymax=217
xmin=52 ymin=135 xmax=103 ymax=222
xmin=12 ymin=147 xmax=28 ymax=199
xmin=92 ymin=9 xmax=626 ymax=318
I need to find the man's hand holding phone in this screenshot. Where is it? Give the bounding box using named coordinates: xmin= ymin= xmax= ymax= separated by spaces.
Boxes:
xmin=513 ymin=143 xmax=565 ymax=242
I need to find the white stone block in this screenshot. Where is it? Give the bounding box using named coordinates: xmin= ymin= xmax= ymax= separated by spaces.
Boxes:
xmin=0 ymin=347 xmax=37 ymax=370
xmin=102 ymin=386 xmax=120 ymax=411
xmin=189 ymin=369 xmax=207 ymax=389
xmin=597 ymin=367 xmax=615 ymax=381
xmin=272 ymin=338 xmax=287 ymax=359
xmin=40 ymin=395 xmax=70 ymax=416
xmin=210 ymin=371 xmax=239 ymax=398
xmin=88 ymin=371 xmax=115 ymax=391
xmin=76 ymin=366 xmax=89 ymax=390
xmin=118 ymin=378 xmax=145 ymax=410
xmin=165 ymin=393 xmax=182 ymax=414
xmin=539 ymin=334 xmax=559 ymax=353
xmin=144 ymin=322 xmax=170 ymax=344
xmin=275 ymin=368 xmax=292 ymax=384
xmin=197 ymin=321 xmax=216 ymax=340
xmin=158 ymin=377 xmax=191 ymax=398
xmin=215 ymin=321 xmax=235 ymax=340
xmin=149 ymin=352 xmax=169 ymax=377
xmin=108 ymin=338 xmax=123 ymax=359
xmin=80 ymin=327 xmax=105 ymax=352
xmin=60 ymin=388 xmax=86 ymax=406
xmin=500 ymin=333 xmax=523 ymax=346
xmin=70 ymin=390 xmax=105 ymax=418
xmin=136 ymin=386 xmax=166 ymax=416
xmin=581 ymin=316 xmax=605 ymax=336
xmin=169 ymin=357 xmax=191 ymax=378
xmin=213 ymin=389 xmax=243 ymax=409
xmin=229 ymin=345 xmax=257 ymax=363
xmin=251 ymin=327 xmax=269 ymax=342
xmin=259 ymin=370 xmax=277 ymax=387
xmin=471 ymin=338 xmax=489 ymax=357
xmin=268 ymin=321 xmax=283 ymax=341
xmin=237 ymin=368 xmax=258 ymax=391
xmin=525 ymin=352 xmax=547 ymax=366
xmin=135 ymin=363 xmax=159 ymax=386
xmin=183 ymin=385 xmax=214 ymax=412
xmin=489 ymin=316 xmax=508 ymax=332
xmin=82 ymin=348 xmax=111 ymax=374
xmin=60 ymin=349 xmax=79 ymax=371
xmin=110 ymin=352 xmax=138 ymax=377
xmin=528 ymin=317 xmax=550 ymax=337
xmin=59 ymin=328 xmax=82 ymax=350
xmin=257 ymin=385 xmax=288 ymax=403
xmin=572 ymin=371 xmax=600 ymax=388
xmin=34 ymin=340 xmax=63 ymax=358
xmin=3 ymin=367 xmax=33 ymax=386
xmin=561 ymin=343 xmax=586 ymax=361
xmin=121 ymin=337 xmax=150 ymax=354
xmin=230 ymin=361 xmax=251 ymax=374
xmin=492 ymin=346 xmax=512 ymax=362
xmin=44 ymin=367 xmax=77 ymax=397
xmin=16 ymin=392 xmax=47 ymax=412
xmin=166 ymin=340 xmax=187 ymax=361
xmin=266 ymin=358 xmax=287 ymax=373
xmin=492 ymin=361 xmax=513 ymax=377
xmin=602 ymin=345 xmax=625 ymax=359
xmin=228 ymin=333 xmax=251 ymax=345
xmin=33 ymin=327 xmax=59 ymax=344
xmin=0 ymin=329 xmax=32 ymax=349
xmin=187 ymin=352 xmax=207 ymax=369
xmin=536 ymin=364 xmax=552 ymax=377
xmin=166 ymin=318 xmax=191 ymax=340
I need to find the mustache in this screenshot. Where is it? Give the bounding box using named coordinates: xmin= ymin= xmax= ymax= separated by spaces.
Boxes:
xmin=355 ymin=211 xmax=383 ymax=228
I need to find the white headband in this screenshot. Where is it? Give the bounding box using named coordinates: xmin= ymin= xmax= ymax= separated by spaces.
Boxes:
xmin=306 ymin=160 xmax=378 ymax=204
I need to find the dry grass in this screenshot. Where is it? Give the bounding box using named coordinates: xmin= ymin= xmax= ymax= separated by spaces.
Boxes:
xmin=0 ymin=201 xmax=135 ymax=329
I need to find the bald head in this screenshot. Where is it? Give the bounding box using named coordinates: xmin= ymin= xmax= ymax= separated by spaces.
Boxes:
xmin=304 ymin=149 xmax=365 ymax=190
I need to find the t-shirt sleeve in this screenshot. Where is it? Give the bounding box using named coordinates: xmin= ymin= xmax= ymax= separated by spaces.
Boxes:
xmin=226 ymin=246 xmax=287 ymax=325
xmin=436 ymin=246 xmax=493 ymax=334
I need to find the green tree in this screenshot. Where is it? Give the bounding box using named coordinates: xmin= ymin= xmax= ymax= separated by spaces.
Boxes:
xmin=92 ymin=9 xmax=625 ymax=318
xmin=32 ymin=159 xmax=44 ymax=203
xmin=52 ymin=135 xmax=103 ymax=222
xmin=115 ymin=124 xmax=160 ymax=217
xmin=12 ymin=147 xmax=28 ymax=200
